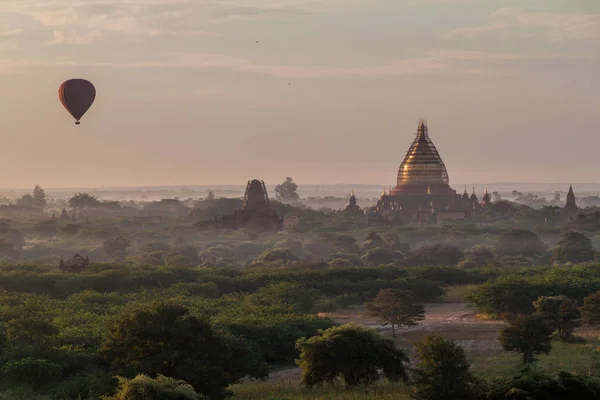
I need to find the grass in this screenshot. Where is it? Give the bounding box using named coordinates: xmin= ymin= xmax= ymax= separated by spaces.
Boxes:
xmin=231 ymin=381 xmax=411 ymax=400
xmin=231 ymin=317 xmax=600 ymax=399
xmin=468 ymin=328 xmax=600 ymax=379
xmin=441 ymin=284 xmax=480 ymax=303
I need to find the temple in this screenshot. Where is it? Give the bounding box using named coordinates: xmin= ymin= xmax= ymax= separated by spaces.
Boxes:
xmin=372 ymin=120 xmax=489 ymax=222
xmin=216 ymin=179 xmax=283 ymax=230
xmin=562 ymin=185 xmax=578 ymax=221
xmin=343 ymin=190 xmax=362 ymax=214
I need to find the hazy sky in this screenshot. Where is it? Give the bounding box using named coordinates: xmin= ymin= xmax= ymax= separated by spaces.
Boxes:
xmin=0 ymin=0 xmax=598 ymax=189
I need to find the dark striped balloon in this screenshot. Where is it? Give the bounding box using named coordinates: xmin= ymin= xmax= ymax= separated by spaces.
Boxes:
xmin=58 ymin=79 xmax=96 ymax=125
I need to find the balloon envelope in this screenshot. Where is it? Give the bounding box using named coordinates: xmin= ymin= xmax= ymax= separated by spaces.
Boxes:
xmin=58 ymin=79 xmax=96 ymax=124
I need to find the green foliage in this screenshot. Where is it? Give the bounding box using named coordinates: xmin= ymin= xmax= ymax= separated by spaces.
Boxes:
xmin=406 ymin=244 xmax=464 ymax=267
xmin=252 ymin=248 xmax=300 ymax=266
xmin=552 ymin=231 xmax=595 ymax=264
xmin=69 ymin=193 xmax=101 ymax=212
xmin=533 ymin=295 xmax=581 ymax=341
xmin=102 ymin=301 xmax=267 ymax=399
xmin=215 ymin=314 xmax=335 ymax=365
xmin=274 ymin=177 xmax=299 ymax=201
xmin=582 ymin=291 xmax=600 ymax=327
xmin=413 ymin=336 xmax=474 ymax=400
xmin=361 ymin=247 xmax=404 ymax=266
xmin=468 ymin=265 xmax=600 ymax=315
xmin=495 ymin=229 xmax=545 ymax=258
xmin=0 ymin=357 xmax=62 ymax=388
xmin=32 ymin=186 xmax=47 ymax=208
xmin=103 ymin=374 xmax=208 ymax=400
xmin=248 ymin=282 xmax=320 ymax=314
xmin=366 ymin=289 xmax=425 ymax=337
xmin=296 ymin=324 xmax=409 ymax=388
xmin=461 ymin=245 xmax=496 ymax=268
xmin=499 ymin=314 xmax=554 ymax=364
xmin=103 ymin=237 xmax=131 ymax=257
xmin=484 ymin=367 xmax=600 ymax=400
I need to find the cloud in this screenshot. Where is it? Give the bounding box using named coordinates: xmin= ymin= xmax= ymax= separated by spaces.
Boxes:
xmin=0 ymin=0 xmax=344 ymax=42
xmin=0 ymin=29 xmax=25 ymax=39
xmin=47 ymin=30 xmax=105 ymax=45
xmin=40 ymin=52 xmax=450 ymax=78
xmin=441 ymin=24 xmax=505 ymax=40
xmin=490 ymin=8 xmax=600 ymax=41
xmin=422 ymin=48 xmax=564 ymax=61
xmin=4 ymin=46 xmax=591 ymax=78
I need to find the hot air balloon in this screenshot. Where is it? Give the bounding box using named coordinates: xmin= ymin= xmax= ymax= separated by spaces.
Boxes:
xmin=58 ymin=79 xmax=96 ymax=125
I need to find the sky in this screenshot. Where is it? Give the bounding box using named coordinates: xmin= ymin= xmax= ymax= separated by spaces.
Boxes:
xmin=0 ymin=0 xmax=598 ymax=189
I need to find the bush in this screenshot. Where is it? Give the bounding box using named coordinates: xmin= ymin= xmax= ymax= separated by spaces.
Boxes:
xmin=552 ymin=231 xmax=595 ymax=264
xmin=103 ymin=374 xmax=207 ymax=400
xmin=102 ymin=301 xmax=267 ymax=399
xmin=499 ymin=314 xmax=553 ymax=364
xmin=296 ymin=324 xmax=408 ymax=388
xmin=413 ymin=336 xmax=474 ymax=400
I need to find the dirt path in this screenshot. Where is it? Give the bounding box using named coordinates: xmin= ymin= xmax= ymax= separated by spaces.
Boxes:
xmin=268 ymin=303 xmax=505 ymax=381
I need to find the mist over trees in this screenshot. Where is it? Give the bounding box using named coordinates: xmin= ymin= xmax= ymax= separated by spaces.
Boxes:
xmin=0 ymin=181 xmax=597 ymax=399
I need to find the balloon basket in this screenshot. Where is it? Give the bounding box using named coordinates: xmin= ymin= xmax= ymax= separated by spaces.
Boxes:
xmin=75 ymin=121 xmax=80 ymax=125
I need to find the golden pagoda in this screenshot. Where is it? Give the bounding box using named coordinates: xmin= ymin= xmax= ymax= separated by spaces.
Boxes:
xmin=394 ymin=119 xmax=449 ymax=187
xmin=374 ymin=119 xmax=467 ymax=218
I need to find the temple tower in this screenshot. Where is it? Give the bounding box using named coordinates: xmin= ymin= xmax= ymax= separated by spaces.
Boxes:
xmin=379 ymin=119 xmax=459 ymax=212
xmin=395 ymin=119 xmax=449 ymax=187
xmin=562 ymin=185 xmax=578 ymax=220
xmin=242 ymin=180 xmax=271 ymax=215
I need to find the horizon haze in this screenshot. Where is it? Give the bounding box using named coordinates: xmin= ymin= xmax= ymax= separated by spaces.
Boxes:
xmin=0 ymin=0 xmax=598 ymax=188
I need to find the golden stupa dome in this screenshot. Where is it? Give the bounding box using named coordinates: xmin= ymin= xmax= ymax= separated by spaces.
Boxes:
xmin=396 ymin=119 xmax=449 ymax=186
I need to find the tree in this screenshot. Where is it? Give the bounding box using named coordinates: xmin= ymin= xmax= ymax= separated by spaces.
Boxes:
xmin=361 ymin=247 xmax=404 ymax=266
xmin=581 ymin=291 xmax=600 ymax=327
xmin=533 ymin=295 xmax=581 ymax=341
xmin=103 ymin=374 xmax=207 ymax=400
xmin=102 ymin=302 xmax=266 ymax=400
xmin=366 ymin=289 xmax=425 ymax=337
xmin=413 ymin=336 xmax=474 ymax=400
xmin=484 ymin=368 xmax=600 ymax=400
xmin=460 ymin=245 xmax=496 ymax=268
xmin=16 ymin=194 xmax=35 ymax=208
xmin=69 ymin=192 xmax=100 ymax=215
xmin=499 ymin=314 xmax=553 ymax=364
xmin=296 ymin=324 xmax=408 ymax=388
xmin=248 ymin=282 xmax=320 ymax=314
xmin=496 ymin=229 xmax=545 ymax=258
xmin=407 ymin=244 xmax=464 ymax=266
xmin=103 ymin=237 xmax=131 ymax=257
xmin=274 ymin=177 xmax=299 ymax=201
xmin=33 ymin=185 xmax=46 ymax=207
xmin=552 ymin=231 xmax=595 ymax=264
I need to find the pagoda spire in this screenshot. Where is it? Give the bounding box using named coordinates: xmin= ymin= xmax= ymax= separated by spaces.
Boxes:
xmin=566 ymin=185 xmax=576 ymax=207
xmin=417 ymin=118 xmax=428 ymax=136
xmin=396 ymin=119 xmax=449 ymax=186
xmin=563 ymin=184 xmax=578 ymax=218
